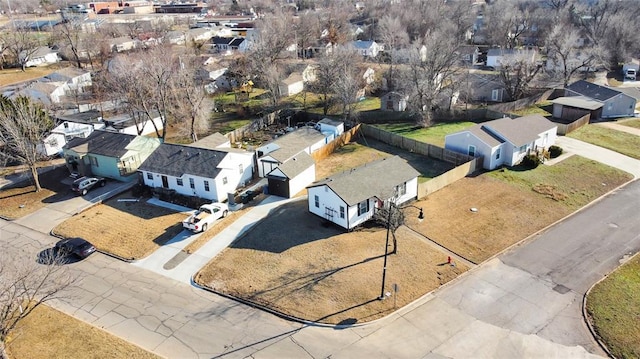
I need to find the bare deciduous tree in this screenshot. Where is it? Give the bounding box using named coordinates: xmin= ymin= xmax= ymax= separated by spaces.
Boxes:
xmin=399 ymin=25 xmax=460 ymax=127
xmin=484 ymin=0 xmax=539 ymax=48
xmin=330 ymin=48 xmax=362 ymax=121
xmin=373 ymin=202 xmax=405 ymax=255
xmin=99 ymin=47 xmax=177 ymax=141
xmin=171 ymin=57 xmax=211 ymax=142
xmin=53 ymin=15 xmax=83 ymax=68
xmin=377 ymin=15 xmax=409 ymax=91
xmin=545 ymin=23 xmax=596 ymax=87
xmin=497 ymin=53 xmax=542 ymax=101
xmin=1 ymin=28 xmax=41 ymax=71
xmin=310 ymin=54 xmax=338 ymax=116
xmin=0 ymin=96 xmax=53 ymax=192
xmin=0 ymin=242 xmax=75 ymax=358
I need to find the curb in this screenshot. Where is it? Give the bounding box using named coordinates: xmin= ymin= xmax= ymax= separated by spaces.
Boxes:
xmin=582 ymin=276 xmax=616 ymax=359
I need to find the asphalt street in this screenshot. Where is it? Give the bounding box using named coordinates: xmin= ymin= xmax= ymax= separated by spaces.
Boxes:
xmin=2 ymin=179 xmax=639 ymax=358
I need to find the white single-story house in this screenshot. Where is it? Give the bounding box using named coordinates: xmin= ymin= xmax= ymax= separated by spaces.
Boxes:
xmin=278 ymin=73 xmax=304 ymax=97
xmin=444 ymin=114 xmax=558 ymax=170
xmin=302 ymin=64 xmax=318 ymax=83
xmin=103 ymin=111 xmax=164 ymax=136
xmin=10 ymin=82 xmax=66 ymax=105
xmin=380 ymin=91 xmax=408 ymax=111
xmin=564 ymin=80 xmax=636 ymax=119
xmin=187 ymin=27 xmax=215 ymax=42
xmin=349 ymin=40 xmax=383 ymax=58
xmin=307 ymin=156 xmax=420 ymax=230
xmin=486 ymin=48 xmax=537 ymax=68
xmin=256 ymin=127 xmax=326 ymax=177
xmin=138 ymin=143 xmax=255 ymax=203
xmin=40 ymin=121 xmax=103 ymax=157
xmin=20 ymin=46 xmax=59 ymax=67
xmin=266 ymin=151 xmax=315 ymax=198
xmin=110 ymin=36 xmax=139 ymax=53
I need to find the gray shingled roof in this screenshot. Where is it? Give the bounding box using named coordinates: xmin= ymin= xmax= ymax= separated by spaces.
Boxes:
xmin=267 ymin=128 xmax=326 ymax=162
xmin=269 ymin=151 xmax=314 ymax=179
xmin=551 ymin=96 xmax=604 ymax=110
xmin=308 ymin=156 xmax=420 ymax=206
xmin=481 ymin=115 xmax=557 ymax=147
xmin=63 ymin=130 xmax=136 ymax=157
xmin=318 ymin=118 xmax=343 ymax=127
xmin=566 ymin=80 xmax=622 ymax=101
xmin=189 ymin=132 xmax=229 ymax=149
xmin=138 ymin=143 xmax=227 ymax=179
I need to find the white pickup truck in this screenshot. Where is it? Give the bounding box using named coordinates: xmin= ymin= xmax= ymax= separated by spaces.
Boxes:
xmin=182 ymin=203 xmax=229 ymax=233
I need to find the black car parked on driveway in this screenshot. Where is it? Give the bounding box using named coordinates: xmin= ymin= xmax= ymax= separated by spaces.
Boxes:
xmin=71 ymin=176 xmax=106 ymax=196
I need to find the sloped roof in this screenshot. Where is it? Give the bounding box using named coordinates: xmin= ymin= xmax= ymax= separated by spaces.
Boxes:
xmin=229 ymin=38 xmax=244 ymax=46
xmin=308 ymin=156 xmax=420 ymax=206
xmin=211 ymin=36 xmax=234 ymax=45
xmin=318 ymin=118 xmax=343 ymax=127
xmin=481 ymin=115 xmax=557 ymax=147
xmin=63 ymin=130 xmax=136 ymax=157
xmin=55 ymin=110 xmax=103 ymax=124
xmin=269 ymin=151 xmax=314 ymax=179
xmin=381 ymin=91 xmax=408 ymax=100
xmin=281 ymin=72 xmax=303 ymax=85
xmin=350 ymin=40 xmax=376 ymax=50
xmin=566 ymin=80 xmax=622 ymax=102
xmin=550 ymin=96 xmax=604 ymax=110
xmin=44 ymin=67 xmax=89 ymax=81
xmin=28 ymin=46 xmax=56 ymax=58
xmin=268 ymin=127 xmax=326 ymax=162
xmin=189 ymin=132 xmax=229 ymax=149
xmin=615 ymin=87 xmax=640 ymax=101
xmin=138 ymin=143 xmax=227 ymax=179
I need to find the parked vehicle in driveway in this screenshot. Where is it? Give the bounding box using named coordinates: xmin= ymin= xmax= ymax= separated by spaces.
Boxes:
xmin=71 ymin=176 xmax=106 ymax=196
xmin=55 ymin=237 xmax=96 ymax=259
xmin=182 ymin=203 xmax=229 ymax=233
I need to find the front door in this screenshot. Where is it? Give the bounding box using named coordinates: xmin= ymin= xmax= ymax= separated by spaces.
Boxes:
xmin=161 ymin=175 xmax=169 ymax=188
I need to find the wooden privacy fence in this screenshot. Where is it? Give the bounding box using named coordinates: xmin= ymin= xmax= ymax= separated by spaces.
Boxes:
xmin=360 ymin=124 xmax=482 ymax=199
xmin=225 ymin=110 xmax=281 ymax=143
xmin=311 ymin=124 xmax=361 ymax=162
xmin=555 ymin=113 xmax=590 ymax=135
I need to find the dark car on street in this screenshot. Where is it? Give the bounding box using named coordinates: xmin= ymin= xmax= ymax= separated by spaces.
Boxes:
xmin=71 ymin=176 xmax=106 ymax=196
xmin=55 ymin=237 xmax=96 ymax=259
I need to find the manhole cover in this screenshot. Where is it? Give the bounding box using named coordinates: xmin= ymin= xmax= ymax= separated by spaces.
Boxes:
xmin=553 ymin=284 xmax=571 ymax=294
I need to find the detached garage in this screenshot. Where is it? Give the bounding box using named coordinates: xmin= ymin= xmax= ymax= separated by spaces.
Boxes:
xmin=267 ymin=152 xmax=315 ymax=198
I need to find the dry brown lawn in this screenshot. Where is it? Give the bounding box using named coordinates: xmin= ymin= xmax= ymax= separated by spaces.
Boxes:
xmin=0 ymin=66 xmax=59 ymax=87
xmin=5 ymin=305 xmax=159 ymax=359
xmin=0 ymin=166 xmax=70 ymax=219
xmin=315 ymin=141 xmax=391 ymax=179
xmin=196 ymin=201 xmax=468 ymax=324
xmin=53 ymin=192 xmax=187 ymax=260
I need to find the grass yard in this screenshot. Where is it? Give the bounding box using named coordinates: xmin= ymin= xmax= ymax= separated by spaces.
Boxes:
xmin=617 ymin=118 xmax=640 ymax=129
xmin=568 ymin=124 xmax=640 ymax=160
xmin=374 ymin=121 xmax=476 ymax=147
xmin=196 ymin=200 xmax=468 ymax=324
xmin=5 ymin=305 xmax=159 ymax=359
xmin=53 ymin=192 xmax=187 ymax=260
xmin=405 ymin=156 xmax=632 ymax=263
xmin=0 ymin=166 xmax=70 ymax=219
xmin=315 ymin=141 xmax=391 ymax=179
xmin=586 ymin=253 xmax=640 ymax=359
xmin=0 ymin=66 xmax=58 ymax=87
xmin=508 ymin=101 xmax=553 ymax=117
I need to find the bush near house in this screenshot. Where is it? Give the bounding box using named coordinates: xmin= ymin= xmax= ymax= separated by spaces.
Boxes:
xmin=548 ymin=145 xmax=563 ymax=158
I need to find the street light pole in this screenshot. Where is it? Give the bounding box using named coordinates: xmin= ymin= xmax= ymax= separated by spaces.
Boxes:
xmin=378 ymin=202 xmax=424 ymax=301
xmin=379 ymin=201 xmax=393 ymax=300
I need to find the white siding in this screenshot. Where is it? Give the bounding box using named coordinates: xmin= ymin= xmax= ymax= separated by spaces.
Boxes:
xmin=288 ymin=165 xmax=315 ymax=197
xmin=257 ymin=155 xmax=279 ymax=177
xmin=308 ymin=185 xmax=350 ymax=229
xmin=445 ymin=132 xmax=494 ymax=169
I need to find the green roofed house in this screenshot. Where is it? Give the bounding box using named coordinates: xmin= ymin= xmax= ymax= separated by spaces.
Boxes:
xmin=62 ymin=130 xmax=161 ymax=182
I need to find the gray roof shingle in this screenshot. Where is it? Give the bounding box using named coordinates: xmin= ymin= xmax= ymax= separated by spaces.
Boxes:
xmin=481 ymin=115 xmax=557 ymax=147
xmin=566 ymin=80 xmax=622 ymax=101
xmin=308 ymin=156 xmax=420 ymax=206
xmin=266 ymin=128 xmax=326 ymax=162
xmin=63 ymin=130 xmax=136 ymax=157
xmin=138 ymin=143 xmax=227 ymax=179
xmin=269 ymin=151 xmax=314 ymax=179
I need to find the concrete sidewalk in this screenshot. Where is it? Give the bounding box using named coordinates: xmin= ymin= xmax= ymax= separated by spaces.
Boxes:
xmin=555 ymin=136 xmax=640 ymax=178
xmin=594 ymin=121 xmax=640 ymax=136
xmin=132 ymin=195 xmax=299 ymax=283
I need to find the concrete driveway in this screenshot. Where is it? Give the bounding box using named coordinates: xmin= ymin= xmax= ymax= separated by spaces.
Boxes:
xmin=555 ymin=136 xmax=640 ymax=178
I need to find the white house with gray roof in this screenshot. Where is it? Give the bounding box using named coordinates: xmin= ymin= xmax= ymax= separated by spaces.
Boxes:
xmin=307 ymin=156 xmax=420 ymax=230
xmin=255 ymin=127 xmax=326 ymax=177
xmin=138 ymin=143 xmax=254 ymax=203
xmin=445 ymin=115 xmax=558 ymax=170
xmin=267 ymin=151 xmax=315 ymax=198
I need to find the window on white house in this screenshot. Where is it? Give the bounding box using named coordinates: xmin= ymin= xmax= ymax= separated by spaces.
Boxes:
xmin=222 ymin=177 xmax=228 ymax=185
xmin=496 ymin=148 xmax=501 ymax=160
xmin=239 ymin=164 xmax=243 ymax=174
xmin=314 ymin=195 xmax=319 ymax=208
xmin=491 ymin=89 xmax=501 ymax=101
xmin=146 ymin=172 xmax=153 ymax=180
xmin=519 ymin=144 xmax=527 ymax=152
xmin=468 ymin=145 xmax=476 ymax=157
xmin=357 ymin=200 xmax=369 ymax=216
xmin=340 ymin=206 xmax=345 ymax=218
xmin=189 ymin=178 xmax=195 ymax=189
xmin=176 ymin=178 xmax=183 ymax=186
xmin=396 ymin=182 xmax=407 ymax=196
xmin=204 ymin=180 xmax=210 ymax=191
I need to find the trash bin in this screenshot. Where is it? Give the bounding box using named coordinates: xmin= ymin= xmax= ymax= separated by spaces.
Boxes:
xmin=263 ymin=185 xmax=268 ymax=195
